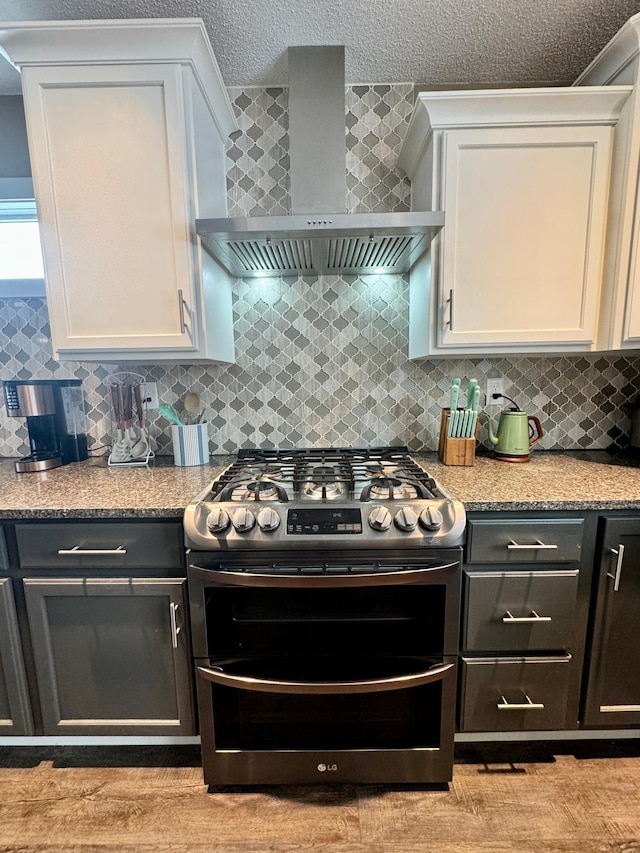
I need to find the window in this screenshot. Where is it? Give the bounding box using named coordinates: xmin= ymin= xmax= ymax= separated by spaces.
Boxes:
xmin=0 ymin=180 xmax=46 ymax=297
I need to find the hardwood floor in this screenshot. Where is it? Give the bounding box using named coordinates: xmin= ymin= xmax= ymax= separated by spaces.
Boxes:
xmin=0 ymin=743 xmax=639 ymax=852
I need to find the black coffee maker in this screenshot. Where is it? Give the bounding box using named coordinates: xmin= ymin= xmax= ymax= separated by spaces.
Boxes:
xmin=3 ymin=379 xmax=89 ymax=473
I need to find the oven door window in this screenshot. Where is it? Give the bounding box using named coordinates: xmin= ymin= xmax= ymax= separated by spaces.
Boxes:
xmin=204 ymin=586 xmax=447 ymax=657
xmin=198 ymin=656 xmax=453 ymax=751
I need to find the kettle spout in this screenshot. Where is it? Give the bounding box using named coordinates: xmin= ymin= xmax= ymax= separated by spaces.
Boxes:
xmin=487 ymin=418 xmax=499 ymax=446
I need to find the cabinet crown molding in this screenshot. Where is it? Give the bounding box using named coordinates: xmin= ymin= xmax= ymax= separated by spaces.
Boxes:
xmin=399 ymin=86 xmax=632 ymax=179
xmin=576 ymin=12 xmax=640 ymax=86
xmin=0 ymin=18 xmax=238 ymax=143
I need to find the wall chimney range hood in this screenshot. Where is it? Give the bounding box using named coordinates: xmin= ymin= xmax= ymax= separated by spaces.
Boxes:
xmin=196 ymin=46 xmax=443 ymax=278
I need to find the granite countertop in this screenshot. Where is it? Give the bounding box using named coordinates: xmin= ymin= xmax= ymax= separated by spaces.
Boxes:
xmin=1 ymin=450 xmax=640 ymax=519
xmin=0 ymin=455 xmax=234 ymax=519
xmin=417 ymin=450 xmax=640 ymax=511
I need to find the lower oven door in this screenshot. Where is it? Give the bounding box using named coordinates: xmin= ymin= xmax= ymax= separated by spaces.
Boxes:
xmin=195 ymin=655 xmax=457 ymax=786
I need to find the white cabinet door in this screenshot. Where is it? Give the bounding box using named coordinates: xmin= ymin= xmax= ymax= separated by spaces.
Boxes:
xmin=400 ymin=87 xmax=631 ymax=358
xmin=22 ymin=63 xmax=198 ymax=354
xmin=436 ymin=125 xmax=612 ymax=351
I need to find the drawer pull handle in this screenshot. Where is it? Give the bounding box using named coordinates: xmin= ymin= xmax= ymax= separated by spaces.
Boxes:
xmin=507 ymin=540 xmax=558 ymax=550
xmin=170 ymin=602 xmax=181 ymax=649
xmin=502 ymin=610 xmax=552 ymax=623
xmin=607 ymin=545 xmax=625 ymax=592
xmin=497 ymin=694 xmax=545 ymax=711
xmin=57 ymin=546 xmax=127 ymax=556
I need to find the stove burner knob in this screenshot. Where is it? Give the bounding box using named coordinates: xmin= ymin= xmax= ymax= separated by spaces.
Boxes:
xmin=368 ymin=506 xmax=392 ymax=531
xmin=206 ymin=507 xmax=230 ymax=534
xmin=231 ymin=507 xmax=256 ymax=533
xmin=419 ymin=506 xmax=443 ymax=532
xmin=394 ymin=506 xmax=419 ymax=532
xmin=257 ymin=506 xmax=281 ymax=532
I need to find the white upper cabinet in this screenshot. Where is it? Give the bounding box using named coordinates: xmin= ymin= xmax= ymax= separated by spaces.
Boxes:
xmin=398 ymin=88 xmax=631 ymax=357
xmin=576 ymin=13 xmax=640 ymax=351
xmin=0 ymin=19 xmax=238 ymax=362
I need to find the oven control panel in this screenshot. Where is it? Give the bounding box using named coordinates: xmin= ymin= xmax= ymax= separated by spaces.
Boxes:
xmin=184 ymin=497 xmax=466 ymax=550
xmin=287 ymin=508 xmax=363 ymax=535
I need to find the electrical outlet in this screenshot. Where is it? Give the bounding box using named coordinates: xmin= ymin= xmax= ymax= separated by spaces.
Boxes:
xmin=144 ymin=382 xmax=159 ymax=410
xmin=486 ymin=377 xmax=504 ymax=405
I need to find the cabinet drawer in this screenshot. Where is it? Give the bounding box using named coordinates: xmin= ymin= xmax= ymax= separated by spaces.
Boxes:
xmin=16 ymin=522 xmax=183 ymax=569
xmin=463 ymin=570 xmax=579 ymax=652
xmin=459 ymin=656 xmax=572 ymax=732
xmin=467 ymin=519 xmax=584 ymax=564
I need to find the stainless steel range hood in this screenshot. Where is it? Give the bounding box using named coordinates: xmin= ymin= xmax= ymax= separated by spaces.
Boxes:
xmin=196 ymin=46 xmax=443 ymax=278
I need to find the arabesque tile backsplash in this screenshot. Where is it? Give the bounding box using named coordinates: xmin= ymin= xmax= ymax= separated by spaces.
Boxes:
xmin=1 ymin=84 xmax=640 ymax=458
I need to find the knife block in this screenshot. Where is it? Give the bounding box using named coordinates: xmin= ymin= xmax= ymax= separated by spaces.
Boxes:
xmin=438 ymin=409 xmax=477 ymax=466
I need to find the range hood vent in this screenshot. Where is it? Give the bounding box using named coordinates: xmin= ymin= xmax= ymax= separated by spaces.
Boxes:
xmin=196 ymin=212 xmax=444 ymax=278
xmin=196 ymin=46 xmax=444 ymax=278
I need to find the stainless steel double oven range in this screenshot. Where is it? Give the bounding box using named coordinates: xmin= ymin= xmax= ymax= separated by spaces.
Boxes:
xmin=184 ymin=447 xmax=466 ymax=787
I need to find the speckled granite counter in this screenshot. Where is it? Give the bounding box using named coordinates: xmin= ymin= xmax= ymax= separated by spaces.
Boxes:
xmin=0 ymin=455 xmax=234 ymax=519
xmin=415 ymin=451 xmax=640 ymax=512
xmin=1 ymin=451 xmax=640 ymax=519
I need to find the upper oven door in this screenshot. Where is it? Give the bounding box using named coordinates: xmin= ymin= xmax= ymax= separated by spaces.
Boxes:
xmin=188 ymin=549 xmax=461 ymax=659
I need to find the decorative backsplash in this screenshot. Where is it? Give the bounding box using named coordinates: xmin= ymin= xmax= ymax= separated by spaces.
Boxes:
xmin=1 ymin=84 xmax=640 ymax=458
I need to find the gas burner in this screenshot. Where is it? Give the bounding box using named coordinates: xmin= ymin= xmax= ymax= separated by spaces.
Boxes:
xmin=362 ymin=462 xmax=402 ymax=477
xmin=220 ymin=476 xmax=291 ymax=503
xmin=243 ymin=464 xmax=290 ymax=477
xmin=368 ymin=475 xmax=420 ymax=501
xmin=303 ymin=466 xmax=347 ymax=501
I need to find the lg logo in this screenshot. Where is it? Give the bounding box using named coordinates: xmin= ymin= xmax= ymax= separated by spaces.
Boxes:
xmin=317 ymin=763 xmax=338 ymax=772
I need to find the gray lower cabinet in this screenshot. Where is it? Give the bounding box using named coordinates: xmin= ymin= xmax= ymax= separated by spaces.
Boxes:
xmin=0 ymin=578 xmax=33 ymax=735
xmin=582 ymin=516 xmax=640 ymax=727
xmin=460 ymin=655 xmax=572 ymax=732
xmin=459 ymin=513 xmax=591 ymax=734
xmin=463 ymin=570 xmax=579 ymax=652
xmin=23 ymin=576 xmax=194 ymax=736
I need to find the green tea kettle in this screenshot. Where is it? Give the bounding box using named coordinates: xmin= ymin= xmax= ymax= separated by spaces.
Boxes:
xmin=487 ymin=398 xmax=543 ymax=462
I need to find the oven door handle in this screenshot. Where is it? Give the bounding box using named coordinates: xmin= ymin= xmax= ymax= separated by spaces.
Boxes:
xmin=196 ymin=661 xmax=455 ymax=694
xmin=189 ymin=562 xmax=459 ymax=588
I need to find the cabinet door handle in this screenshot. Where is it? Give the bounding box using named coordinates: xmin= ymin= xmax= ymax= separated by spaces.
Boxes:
xmin=178 ymin=289 xmax=192 ymax=338
xmin=170 ymin=602 xmax=181 ymax=649
xmin=57 ymin=545 xmax=127 ymax=555
xmin=502 ymin=610 xmax=552 ymax=623
xmin=607 ymin=545 xmax=625 ymax=592
xmin=507 ymin=540 xmax=558 ymax=551
xmin=447 ymin=289 xmax=454 ymax=330
xmin=497 ymin=694 xmax=545 ymax=711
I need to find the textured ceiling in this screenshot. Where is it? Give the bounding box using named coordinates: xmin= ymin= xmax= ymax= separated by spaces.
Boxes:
xmin=1 ymin=0 xmax=640 ymax=95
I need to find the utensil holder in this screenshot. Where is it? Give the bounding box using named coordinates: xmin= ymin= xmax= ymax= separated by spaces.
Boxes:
xmin=438 ymin=409 xmax=477 ymax=466
xmin=171 ymin=422 xmax=209 ymax=467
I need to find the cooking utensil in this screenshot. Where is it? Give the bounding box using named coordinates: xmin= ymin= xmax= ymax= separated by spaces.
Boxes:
xmin=448 ymin=378 xmax=461 ymax=437
xmin=459 ymin=409 xmax=469 ymax=438
xmin=130 ymin=382 xmax=150 ymax=460
xmin=122 ymin=382 xmax=136 ymax=458
xmin=109 ymin=383 xmax=130 ymax=463
xmin=158 ymin=402 xmax=183 ymax=426
xmin=467 ymin=384 xmax=481 ymax=437
xmin=463 ymin=379 xmax=478 ymax=437
xmin=183 ymin=390 xmax=201 ymax=425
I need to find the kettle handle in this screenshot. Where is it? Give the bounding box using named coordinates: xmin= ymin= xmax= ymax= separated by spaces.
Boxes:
xmin=528 ymin=415 xmax=543 ymax=447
